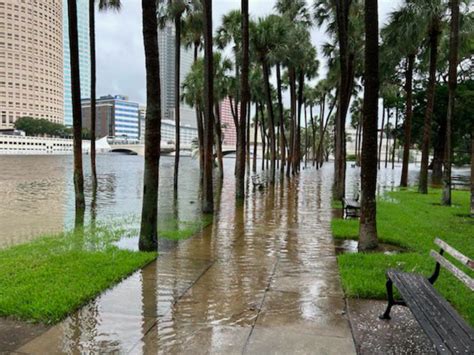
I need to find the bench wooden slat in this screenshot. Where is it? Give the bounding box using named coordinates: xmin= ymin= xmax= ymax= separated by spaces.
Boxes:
xmin=430 ymin=250 xmax=474 ymax=291
xmin=434 ymin=238 xmax=474 ymax=270
xmin=387 ymin=270 xmax=474 ymax=354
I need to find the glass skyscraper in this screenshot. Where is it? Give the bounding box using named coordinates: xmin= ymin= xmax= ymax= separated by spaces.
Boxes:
xmin=63 ymin=0 xmax=90 ymax=127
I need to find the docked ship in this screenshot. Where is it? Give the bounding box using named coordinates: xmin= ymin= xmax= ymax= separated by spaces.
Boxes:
xmin=0 ymin=131 xmax=110 ymax=155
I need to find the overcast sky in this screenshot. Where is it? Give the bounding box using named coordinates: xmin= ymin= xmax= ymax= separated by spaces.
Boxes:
xmin=96 ymin=0 xmax=403 ymax=105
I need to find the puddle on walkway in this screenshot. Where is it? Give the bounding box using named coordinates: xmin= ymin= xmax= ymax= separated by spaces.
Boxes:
xmin=14 ymin=163 xmax=429 ymax=354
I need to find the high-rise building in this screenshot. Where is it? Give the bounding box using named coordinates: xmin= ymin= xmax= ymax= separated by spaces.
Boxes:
xmin=82 ymin=95 xmax=140 ymax=140
xmin=0 ymin=0 xmax=64 ymax=128
xmin=63 ymin=0 xmax=90 ymax=127
xmin=158 ymin=21 xmax=196 ymax=128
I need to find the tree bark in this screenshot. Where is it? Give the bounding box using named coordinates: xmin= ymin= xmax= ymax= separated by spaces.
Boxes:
xmin=359 ymin=0 xmax=379 ymax=251
xmin=89 ymin=0 xmax=97 ymax=188
xmin=262 ymin=60 xmax=276 ymax=183
xmin=401 ymin=54 xmax=415 ymax=187
xmin=173 ymin=12 xmax=182 ymax=193
xmin=419 ymin=25 xmax=440 ymax=194
xmin=214 ymin=104 xmax=224 ymax=179
xmin=334 ymin=0 xmax=351 ymax=201
xmin=378 ymin=102 xmax=385 ymax=169
xmin=260 ymin=102 xmax=266 ymax=172
xmin=67 ymin=0 xmax=85 ymax=229
xmin=384 ymin=108 xmax=390 ymax=168
xmin=276 ymin=63 xmax=286 ymax=174
xmin=202 ymin=0 xmax=214 ymax=213
xmin=392 ymin=105 xmax=399 ymax=169
xmin=252 ymin=102 xmax=258 ymax=173
xmin=236 ymin=0 xmax=249 ymax=199
xmin=139 ymin=0 xmax=161 ymax=251
xmin=295 ymin=71 xmax=304 ymax=174
xmin=442 ymin=0 xmax=460 ymax=206
xmin=287 ymin=67 xmax=296 ymax=177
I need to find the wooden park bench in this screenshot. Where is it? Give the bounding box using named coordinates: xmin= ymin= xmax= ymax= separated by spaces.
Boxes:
xmin=342 ymin=193 xmax=360 ymax=219
xmin=380 ymin=238 xmax=474 ymax=354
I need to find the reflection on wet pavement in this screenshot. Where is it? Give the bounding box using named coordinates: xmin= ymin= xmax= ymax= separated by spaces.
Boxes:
xmin=17 ymin=164 xmax=356 ymax=354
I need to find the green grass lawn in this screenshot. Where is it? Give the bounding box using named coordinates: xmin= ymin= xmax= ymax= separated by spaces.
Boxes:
xmin=0 ymin=216 xmax=212 ymax=324
xmin=332 ymin=189 xmax=474 ymax=326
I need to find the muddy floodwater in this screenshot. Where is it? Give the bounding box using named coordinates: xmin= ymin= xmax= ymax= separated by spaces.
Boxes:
xmin=0 ymin=154 xmax=445 ymax=249
xmin=3 ymin=153 xmax=454 ymax=353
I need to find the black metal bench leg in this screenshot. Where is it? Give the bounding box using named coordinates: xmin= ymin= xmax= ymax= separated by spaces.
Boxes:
xmin=380 ymin=279 xmax=394 ymax=320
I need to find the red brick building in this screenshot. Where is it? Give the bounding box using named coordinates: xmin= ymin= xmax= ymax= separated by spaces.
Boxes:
xmin=220 ymin=97 xmax=237 ymax=147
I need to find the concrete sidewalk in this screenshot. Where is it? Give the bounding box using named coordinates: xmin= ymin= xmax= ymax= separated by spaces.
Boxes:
xmin=16 ymin=167 xmax=356 ymax=354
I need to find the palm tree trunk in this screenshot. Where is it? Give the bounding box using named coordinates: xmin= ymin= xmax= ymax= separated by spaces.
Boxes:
xmin=471 ymin=128 xmax=474 ymax=217
xmin=295 ymin=71 xmax=304 ymax=174
xmin=357 ymin=113 xmax=363 ymax=166
xmin=316 ymin=96 xmax=325 ymax=168
xmin=317 ymin=93 xmax=337 ymax=169
xmin=262 ymin=60 xmax=276 ymax=183
xmin=139 ymin=0 xmax=161 ymax=251
xmin=378 ymin=102 xmax=385 ymax=169
xmin=304 ymin=102 xmax=308 ymax=169
xmin=173 ymin=13 xmax=182 ymax=193
xmin=442 ymin=0 xmax=460 ymax=206
xmin=419 ymin=25 xmax=440 ymax=194
xmin=67 ymin=0 xmax=85 ymax=229
xmin=310 ymin=105 xmax=316 ymax=166
xmin=252 ymin=102 xmax=258 ymax=173
xmin=334 ymin=0 xmax=351 ymax=201
xmin=214 ymin=104 xmax=224 ymax=179
xmin=359 ymin=0 xmax=379 ymax=251
xmin=260 ymin=102 xmax=266 ymax=172
xmin=89 ymin=0 xmax=97 ymax=188
xmin=276 ymin=63 xmax=286 ymax=174
xmin=392 ymin=105 xmax=399 ymax=169
xmin=236 ymin=0 xmax=249 ymax=199
xmin=385 ymin=108 xmax=390 ymax=168
xmin=246 ymin=100 xmax=251 ymax=171
xmin=401 ymin=54 xmax=415 ymax=187
xmin=287 ymin=67 xmax=296 ymax=177
xmin=193 ymin=44 xmax=204 ymax=181
xmin=202 ymin=0 xmax=214 ymax=213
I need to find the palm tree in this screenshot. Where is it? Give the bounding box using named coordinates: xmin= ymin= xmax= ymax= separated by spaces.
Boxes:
xmin=441 ymin=0 xmax=460 ymax=206
xmin=359 ymin=0 xmax=379 ymax=251
xmin=89 ymin=0 xmax=121 ymax=189
xmin=417 ymin=0 xmax=445 ymax=194
xmin=139 ymin=0 xmax=161 ymax=251
xmin=237 ymin=0 xmax=250 ymax=199
xmin=202 ymin=0 xmax=214 ymax=213
xmin=67 ymin=0 xmax=85 ymax=228
xmin=382 ymin=3 xmax=425 ymax=187
xmin=252 ymin=16 xmax=287 ymax=183
xmin=159 ymin=0 xmax=195 ymax=193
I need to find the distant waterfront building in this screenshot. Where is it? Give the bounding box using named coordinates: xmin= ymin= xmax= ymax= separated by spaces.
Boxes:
xmin=0 ymin=0 xmax=64 ymax=128
xmin=158 ymin=21 xmax=196 ymax=128
xmin=82 ymin=95 xmax=140 ymax=140
xmin=138 ymin=105 xmax=146 ymax=141
xmin=220 ymin=98 xmax=237 ymax=147
xmin=63 ymin=0 xmax=90 ymax=127
xmin=161 ymin=120 xmax=198 ymax=146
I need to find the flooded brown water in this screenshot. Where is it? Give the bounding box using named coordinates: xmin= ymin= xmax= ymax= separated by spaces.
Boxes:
xmin=3 ymin=155 xmax=469 ymax=353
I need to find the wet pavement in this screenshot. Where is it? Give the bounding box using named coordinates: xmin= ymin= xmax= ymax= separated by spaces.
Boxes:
xmin=14 ymin=165 xmax=356 ymax=354
xmin=347 ymin=299 xmax=435 ymax=354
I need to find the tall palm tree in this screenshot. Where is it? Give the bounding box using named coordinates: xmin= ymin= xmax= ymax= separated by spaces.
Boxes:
xmin=359 ymin=0 xmax=379 ymax=251
xmin=237 ymin=0 xmax=250 ymax=199
xmin=67 ymin=0 xmax=85 ymax=228
xmin=139 ymin=0 xmax=162 ymax=251
xmin=89 ymin=0 xmax=122 ymax=189
xmin=442 ymin=0 xmax=460 ymax=206
xmin=202 ymin=0 xmax=214 ymax=213
xmin=382 ymin=4 xmax=423 ymax=187
xmin=417 ymin=0 xmax=445 ymax=194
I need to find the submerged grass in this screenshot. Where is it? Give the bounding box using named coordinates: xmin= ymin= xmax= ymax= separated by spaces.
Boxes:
xmin=0 ymin=215 xmax=212 ymax=324
xmin=332 ymin=189 xmax=474 ymax=326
